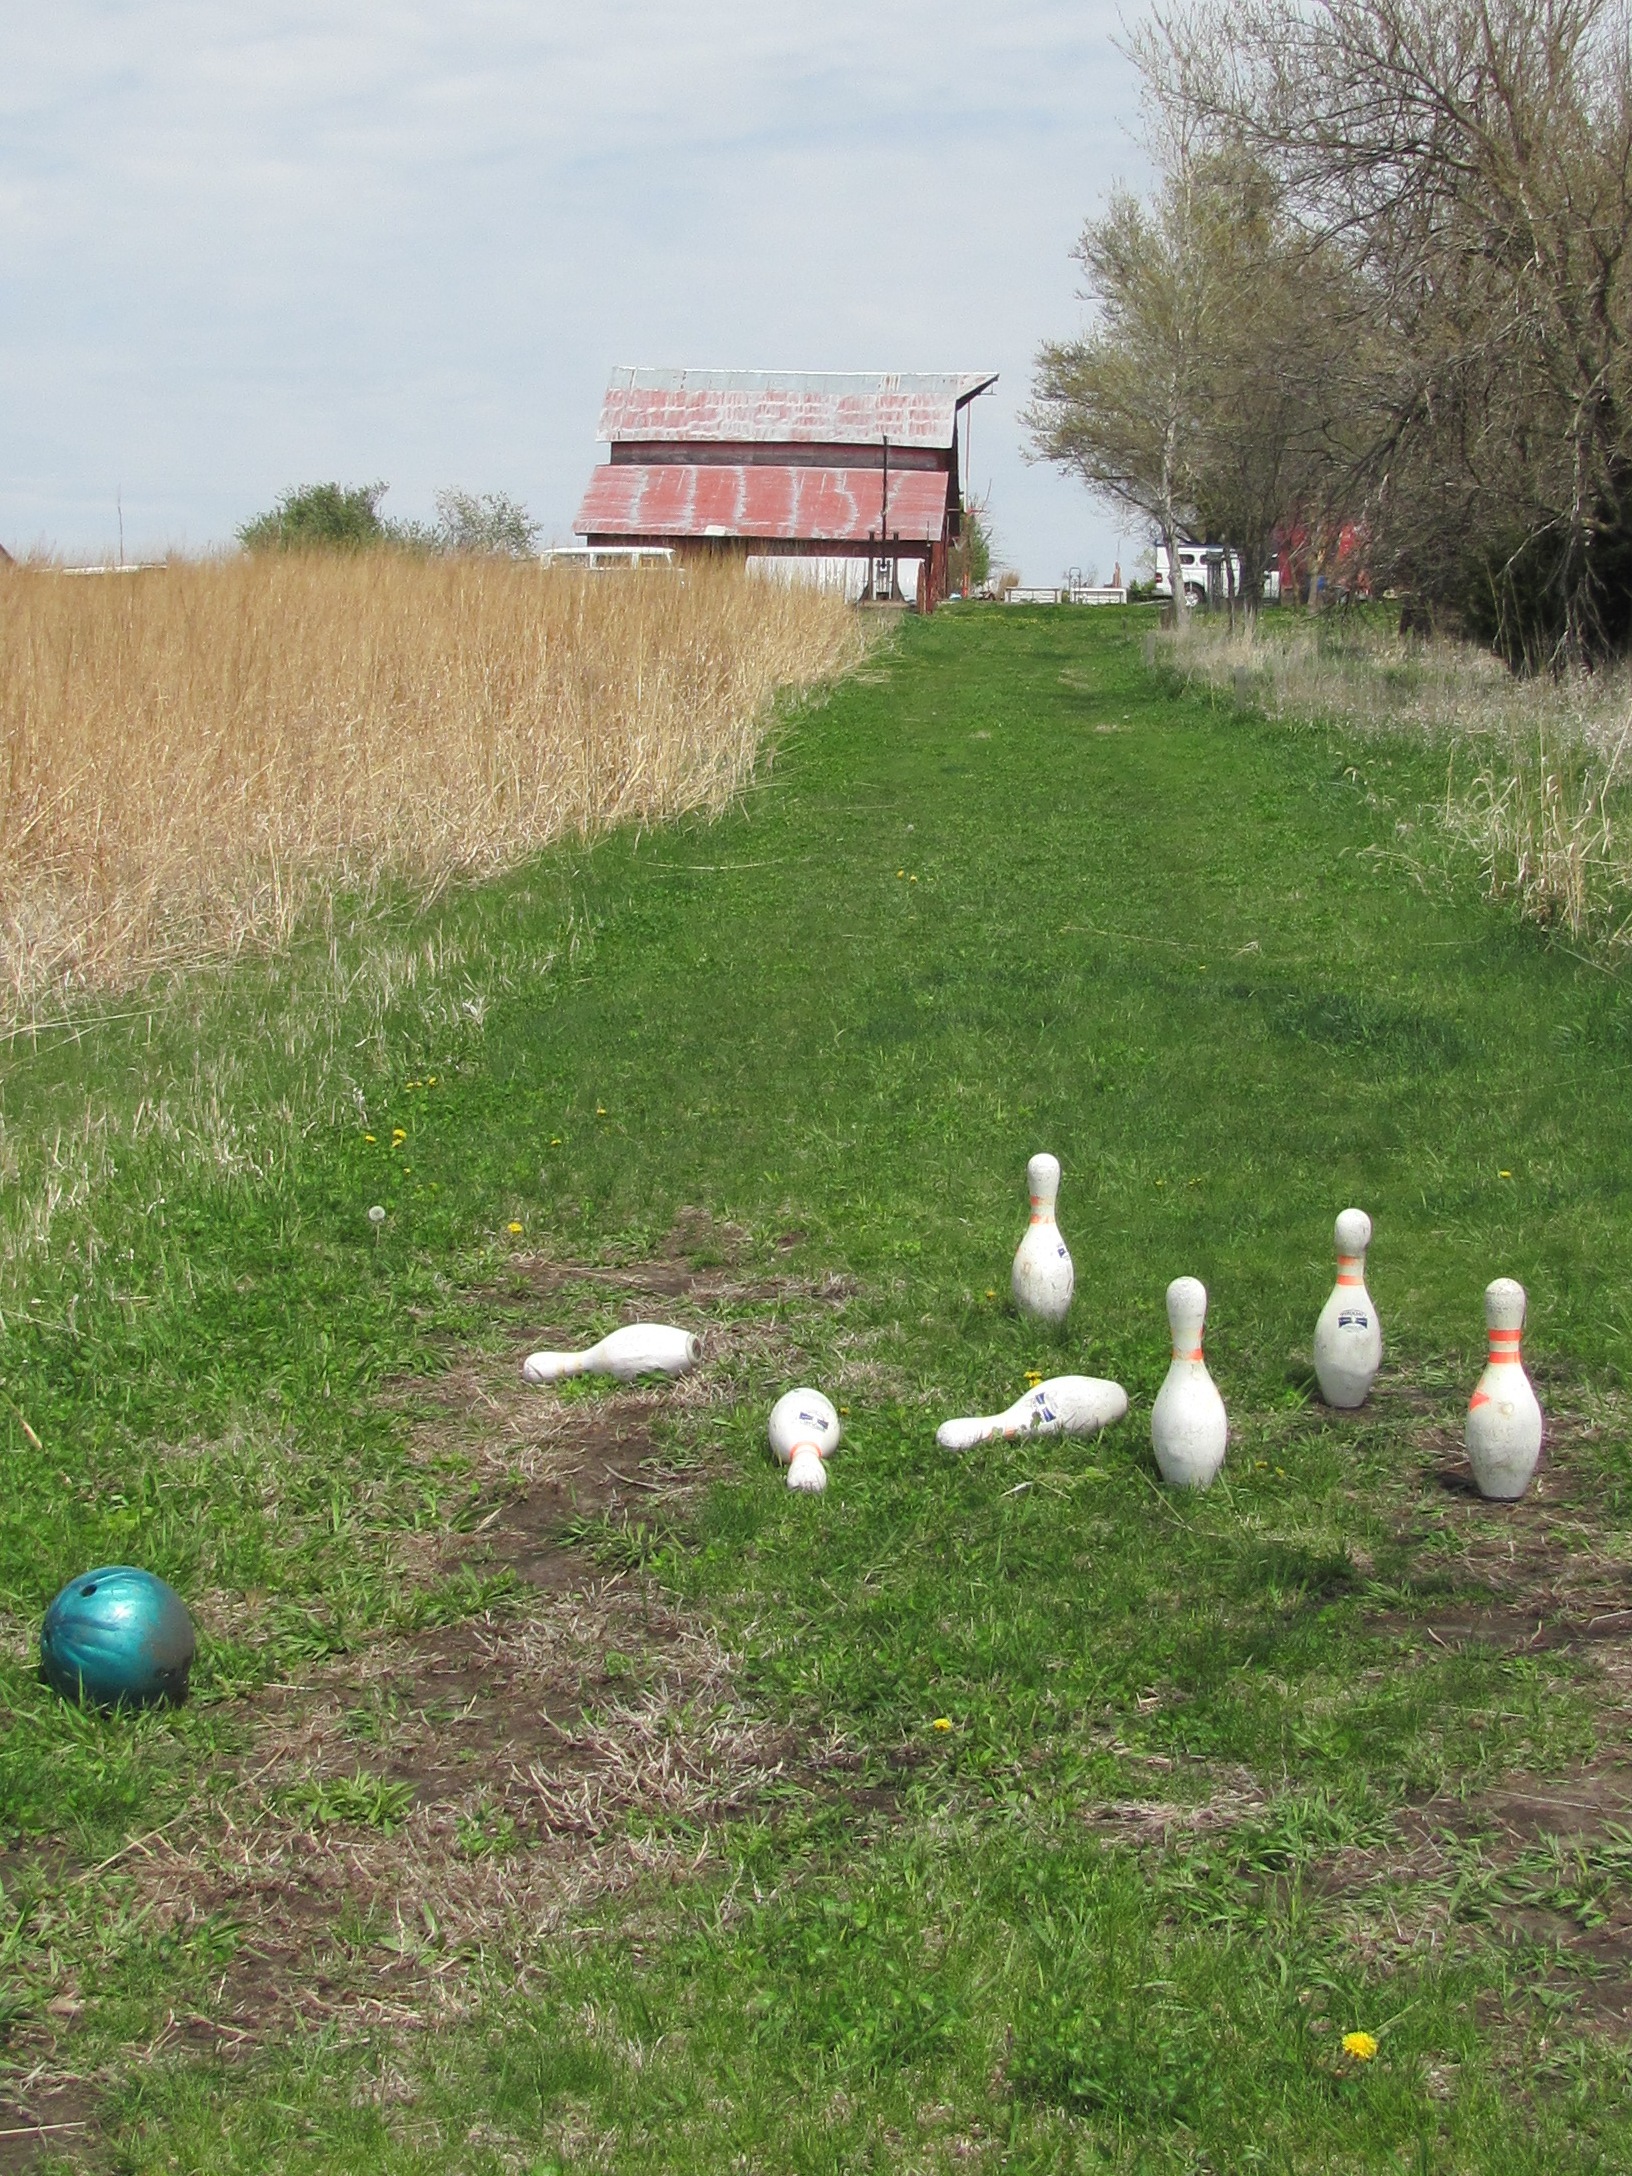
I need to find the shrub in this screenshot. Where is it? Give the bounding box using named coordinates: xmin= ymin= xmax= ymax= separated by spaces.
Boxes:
xmin=238 ymin=482 xmax=392 ymax=553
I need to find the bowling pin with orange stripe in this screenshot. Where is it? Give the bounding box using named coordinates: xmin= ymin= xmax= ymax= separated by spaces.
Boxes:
xmin=1466 ymin=1278 xmax=1543 ymax=1499
xmin=1313 ymin=1208 xmax=1382 ymax=1408
xmin=1150 ymin=1276 xmax=1228 ymax=1488
xmin=1012 ymin=1152 xmax=1074 ymax=1326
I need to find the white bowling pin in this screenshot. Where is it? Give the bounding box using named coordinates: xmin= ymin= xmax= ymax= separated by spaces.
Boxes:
xmin=769 ymin=1388 xmax=841 ymax=1493
xmin=1313 ymin=1208 xmax=1382 ymax=1409
xmin=1150 ymin=1276 xmax=1228 ymax=1488
xmin=937 ymin=1374 xmax=1128 ymax=1452
xmin=1465 ymin=1278 xmax=1543 ymax=1500
xmin=1012 ymin=1152 xmax=1075 ymax=1326
xmin=523 ymin=1322 xmax=702 ymax=1385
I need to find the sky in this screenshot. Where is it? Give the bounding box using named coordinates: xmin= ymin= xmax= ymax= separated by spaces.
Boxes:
xmin=1 ymin=3 xmax=1147 ymax=583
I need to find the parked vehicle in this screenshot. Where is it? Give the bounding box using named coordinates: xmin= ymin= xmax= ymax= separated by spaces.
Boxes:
xmin=1153 ymin=543 xmax=1280 ymax=607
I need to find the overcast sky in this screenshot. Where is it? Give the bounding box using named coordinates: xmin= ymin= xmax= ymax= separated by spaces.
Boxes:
xmin=1 ymin=3 xmax=1146 ymax=581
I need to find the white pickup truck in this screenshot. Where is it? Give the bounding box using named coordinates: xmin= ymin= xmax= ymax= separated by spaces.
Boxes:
xmin=1154 ymin=543 xmax=1280 ymax=606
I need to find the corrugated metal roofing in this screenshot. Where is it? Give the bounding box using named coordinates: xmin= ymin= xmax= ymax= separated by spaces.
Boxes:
xmin=576 ymin=462 xmax=950 ymax=545
xmin=597 ymin=368 xmax=998 ymax=450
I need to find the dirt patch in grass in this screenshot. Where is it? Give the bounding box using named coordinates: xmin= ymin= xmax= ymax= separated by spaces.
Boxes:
xmin=0 ymin=1232 xmax=865 ymax=2157
xmin=0 ymin=2083 xmax=101 ymax=2176
xmin=1366 ymin=1378 xmax=1632 ymax=1664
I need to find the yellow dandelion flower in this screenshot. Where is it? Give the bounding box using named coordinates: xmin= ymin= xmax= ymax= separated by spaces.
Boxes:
xmin=1024 ymin=1370 xmax=1043 ymax=1385
xmin=507 ymin=1222 xmax=523 ymax=1235
xmin=1342 ymin=2031 xmax=1378 ymax=2061
xmin=549 ymin=1137 xmax=562 ymax=1146
xmin=391 ymin=1128 xmax=407 ymax=1143
xmin=931 ymin=1717 xmax=952 ymax=1732
xmin=896 ymin=869 xmax=905 ymax=878
xmin=427 ymin=1077 xmax=437 ymax=1086
xmin=363 ymin=1133 xmax=376 ymax=1144
xmin=909 ymin=874 xmax=918 ymax=883
xmin=596 ymin=1106 xmax=607 ymax=1116
xmin=1499 ymin=1169 xmax=1512 ymax=1178
xmin=985 ymin=1289 xmax=996 ymax=1299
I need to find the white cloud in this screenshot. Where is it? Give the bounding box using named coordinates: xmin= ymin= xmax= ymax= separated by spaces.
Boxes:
xmin=0 ymin=1 xmax=1146 ymax=577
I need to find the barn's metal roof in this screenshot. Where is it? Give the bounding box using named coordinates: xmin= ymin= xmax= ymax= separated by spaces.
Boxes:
xmin=576 ymin=462 xmax=951 ymax=545
xmin=596 ymin=368 xmax=998 ymax=450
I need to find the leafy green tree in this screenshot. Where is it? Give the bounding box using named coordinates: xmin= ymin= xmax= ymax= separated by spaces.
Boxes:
xmin=1025 ymin=163 xmax=1222 ymax=620
xmin=238 ymin=482 xmax=391 ymax=553
xmin=951 ymin=505 xmax=993 ymax=593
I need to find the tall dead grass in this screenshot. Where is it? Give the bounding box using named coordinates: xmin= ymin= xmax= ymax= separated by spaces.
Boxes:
xmin=0 ymin=554 xmax=867 ymax=1018
xmin=1163 ymin=614 xmax=1632 ymax=958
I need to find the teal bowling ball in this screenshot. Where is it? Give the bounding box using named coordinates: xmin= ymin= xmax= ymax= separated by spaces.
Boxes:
xmin=40 ymin=1566 xmax=195 ymax=1710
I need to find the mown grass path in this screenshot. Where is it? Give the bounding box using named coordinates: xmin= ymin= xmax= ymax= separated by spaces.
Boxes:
xmin=4 ymin=606 xmax=1632 ymax=2171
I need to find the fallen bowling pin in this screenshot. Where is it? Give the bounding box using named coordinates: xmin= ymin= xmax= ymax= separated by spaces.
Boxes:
xmin=936 ymin=1374 xmax=1128 ymax=1452
xmin=1012 ymin=1152 xmax=1075 ymax=1326
xmin=1313 ymin=1208 xmax=1382 ymax=1409
xmin=769 ymin=1387 xmax=841 ymax=1493
xmin=1150 ymin=1276 xmax=1228 ymax=1488
xmin=522 ymin=1322 xmax=702 ymax=1385
xmin=1466 ymin=1278 xmax=1543 ymax=1500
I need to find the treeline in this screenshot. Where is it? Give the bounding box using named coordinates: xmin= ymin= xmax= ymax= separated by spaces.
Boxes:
xmin=1028 ymin=0 xmax=1632 ymax=668
xmin=239 ymin=482 xmax=540 ymax=558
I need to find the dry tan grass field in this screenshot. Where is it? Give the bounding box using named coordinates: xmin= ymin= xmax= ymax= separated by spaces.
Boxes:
xmin=0 ymin=554 xmax=866 ymax=1019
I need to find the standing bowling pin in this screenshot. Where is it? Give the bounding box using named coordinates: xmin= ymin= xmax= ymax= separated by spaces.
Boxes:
xmin=769 ymin=1388 xmax=841 ymax=1494
xmin=523 ymin=1323 xmax=702 ymax=1385
xmin=1313 ymin=1208 xmax=1383 ymax=1409
xmin=1012 ymin=1153 xmax=1074 ymax=1326
xmin=1150 ymin=1276 xmax=1228 ymax=1489
xmin=1465 ymin=1279 xmax=1543 ymax=1500
xmin=937 ymin=1374 xmax=1127 ymax=1452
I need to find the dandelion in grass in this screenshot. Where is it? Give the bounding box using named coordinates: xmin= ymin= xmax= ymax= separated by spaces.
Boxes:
xmin=1500 ymin=1169 xmax=1513 ymax=1178
xmin=1342 ymin=2031 xmax=1378 ymax=2061
xmin=985 ymin=1289 xmax=996 ymax=1300
xmin=507 ymin=1222 xmax=523 ymax=1235
xmin=368 ymin=1206 xmax=386 ymax=1228
xmin=932 ymin=1717 xmax=952 ymax=1732
xmin=549 ymin=1136 xmax=562 ymax=1146
xmin=391 ymin=1128 xmax=407 ymax=1144
xmin=1024 ymin=1370 xmax=1043 ymax=1386
xmin=363 ymin=1133 xmax=376 ymax=1143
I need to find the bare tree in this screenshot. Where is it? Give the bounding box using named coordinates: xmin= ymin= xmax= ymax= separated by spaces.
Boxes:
xmin=1185 ymin=151 xmax=1362 ymax=619
xmin=1136 ymin=0 xmax=1632 ymax=666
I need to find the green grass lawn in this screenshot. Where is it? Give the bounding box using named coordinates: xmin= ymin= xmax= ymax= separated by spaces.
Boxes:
xmin=5 ymin=603 xmax=1632 ymax=2171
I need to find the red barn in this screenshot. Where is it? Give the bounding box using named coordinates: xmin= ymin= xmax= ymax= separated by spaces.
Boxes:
xmin=573 ymin=366 xmax=997 ymax=610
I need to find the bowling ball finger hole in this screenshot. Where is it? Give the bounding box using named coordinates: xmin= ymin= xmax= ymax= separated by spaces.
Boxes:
xmin=80 ymin=1584 xmax=99 ymax=1596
